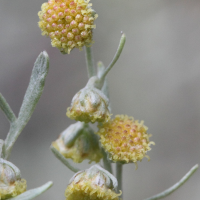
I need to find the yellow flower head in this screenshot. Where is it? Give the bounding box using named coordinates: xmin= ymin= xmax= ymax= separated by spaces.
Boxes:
xmin=65 ymin=165 xmax=122 ymax=200
xmin=52 ymin=122 xmax=103 ymax=163
xmin=38 ymin=0 xmax=98 ymax=54
xmin=0 ymin=159 xmax=27 ymax=200
xmin=97 ymin=115 xmax=155 ymax=165
xmin=67 ymin=77 xmax=111 ymax=123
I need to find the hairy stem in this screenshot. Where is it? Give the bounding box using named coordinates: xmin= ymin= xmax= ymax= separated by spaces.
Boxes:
xmin=144 ymin=164 xmax=199 ymax=200
xmin=85 ymin=46 xmax=95 ymax=78
xmin=102 ymin=149 xmax=112 ymax=174
xmin=116 ymin=162 xmax=123 ymax=197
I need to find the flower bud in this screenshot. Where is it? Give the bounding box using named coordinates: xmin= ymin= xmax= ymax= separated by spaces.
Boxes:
xmin=52 ymin=122 xmax=103 ymax=163
xmin=66 ymin=77 xmax=111 ymax=123
xmin=96 ymin=115 xmax=155 ymax=166
xmin=65 ymin=164 xmax=122 ymax=200
xmin=38 ymin=0 xmax=98 ymax=54
xmin=0 ymin=159 xmax=27 ymax=199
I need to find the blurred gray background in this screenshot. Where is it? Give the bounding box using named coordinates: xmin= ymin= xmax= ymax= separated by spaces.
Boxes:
xmin=0 ymin=0 xmax=200 ymax=199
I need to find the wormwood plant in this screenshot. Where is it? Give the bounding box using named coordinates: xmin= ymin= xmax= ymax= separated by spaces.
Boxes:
xmin=0 ymin=0 xmax=199 ymax=200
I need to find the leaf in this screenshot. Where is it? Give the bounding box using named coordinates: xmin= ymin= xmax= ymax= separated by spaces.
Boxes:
xmin=8 ymin=181 xmax=53 ymax=200
xmin=0 ymin=93 xmax=16 ymax=123
xmin=51 ymin=145 xmax=80 ymax=173
xmin=144 ymin=164 xmax=199 ymax=200
xmin=5 ymin=51 xmax=50 ymax=159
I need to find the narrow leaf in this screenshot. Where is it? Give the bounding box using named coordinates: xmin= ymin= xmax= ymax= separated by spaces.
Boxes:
xmin=5 ymin=51 xmax=50 ymax=158
xmin=0 ymin=93 xmax=16 ymax=123
xmin=51 ymin=145 xmax=80 ymax=173
xmin=8 ymin=181 xmax=53 ymax=200
xmin=144 ymin=164 xmax=199 ymax=200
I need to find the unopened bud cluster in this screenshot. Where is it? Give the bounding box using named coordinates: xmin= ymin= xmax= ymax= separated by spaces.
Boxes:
xmin=97 ymin=115 xmax=155 ymax=164
xmin=65 ymin=165 xmax=121 ymax=200
xmin=52 ymin=122 xmax=103 ymax=163
xmin=0 ymin=159 xmax=26 ymax=200
xmin=38 ymin=0 xmax=97 ymax=54
xmin=67 ymin=77 xmax=110 ymax=123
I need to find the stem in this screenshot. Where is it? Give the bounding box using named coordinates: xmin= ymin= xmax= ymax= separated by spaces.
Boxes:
xmin=0 ymin=140 xmax=5 ymax=158
xmin=144 ymin=164 xmax=199 ymax=200
xmin=51 ymin=145 xmax=80 ymax=173
xmin=0 ymin=93 xmax=16 ymax=123
xmin=85 ymin=46 xmax=95 ymax=78
xmin=116 ymin=162 xmax=123 ymax=197
xmin=99 ymin=33 xmax=126 ymax=82
xmin=102 ymin=149 xmax=112 ymax=174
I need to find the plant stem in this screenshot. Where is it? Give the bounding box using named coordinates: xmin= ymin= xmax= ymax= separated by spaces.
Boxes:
xmin=116 ymin=162 xmax=123 ymax=197
xmin=0 ymin=140 xmax=5 ymax=158
xmin=85 ymin=46 xmax=95 ymax=78
xmin=99 ymin=33 xmax=126 ymax=82
xmin=51 ymin=145 xmax=80 ymax=173
xmin=102 ymin=149 xmax=112 ymax=174
xmin=144 ymin=164 xmax=199 ymax=200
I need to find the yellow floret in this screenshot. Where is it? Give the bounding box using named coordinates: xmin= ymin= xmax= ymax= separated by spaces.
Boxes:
xmin=97 ymin=115 xmax=155 ymax=165
xmin=38 ymin=0 xmax=97 ymax=54
xmin=0 ymin=179 xmax=27 ymax=200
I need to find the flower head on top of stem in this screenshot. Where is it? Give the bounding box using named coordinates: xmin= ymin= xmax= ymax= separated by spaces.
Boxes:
xmin=65 ymin=164 xmax=122 ymax=200
xmin=38 ymin=0 xmax=97 ymax=54
xmin=67 ymin=77 xmax=111 ymax=123
xmin=0 ymin=159 xmax=27 ymax=199
xmin=97 ymin=115 xmax=155 ymax=166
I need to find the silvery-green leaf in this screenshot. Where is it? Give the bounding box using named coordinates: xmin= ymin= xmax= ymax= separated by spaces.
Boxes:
xmin=8 ymin=181 xmax=53 ymax=200
xmin=4 ymin=51 xmax=49 ymax=159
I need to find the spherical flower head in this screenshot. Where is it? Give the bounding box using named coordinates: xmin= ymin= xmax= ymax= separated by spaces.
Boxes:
xmin=67 ymin=77 xmax=111 ymax=123
xmin=0 ymin=159 xmax=27 ymax=199
xmin=65 ymin=165 xmax=122 ymax=200
xmin=96 ymin=115 xmax=155 ymax=165
xmin=52 ymin=122 xmax=103 ymax=163
xmin=38 ymin=0 xmax=98 ymax=54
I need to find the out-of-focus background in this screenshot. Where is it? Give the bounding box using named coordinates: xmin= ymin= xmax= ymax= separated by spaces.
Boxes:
xmin=0 ymin=0 xmax=200 ymax=199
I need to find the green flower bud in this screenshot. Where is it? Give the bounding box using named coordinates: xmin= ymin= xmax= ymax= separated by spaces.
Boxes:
xmin=65 ymin=164 xmax=122 ymax=200
xmin=66 ymin=77 xmax=111 ymax=123
xmin=0 ymin=159 xmax=27 ymax=199
xmin=52 ymin=122 xmax=103 ymax=163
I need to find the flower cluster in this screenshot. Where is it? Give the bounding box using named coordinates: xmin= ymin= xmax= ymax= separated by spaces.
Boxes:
xmin=65 ymin=165 xmax=121 ymax=200
xmin=66 ymin=85 xmax=110 ymax=123
xmin=0 ymin=159 xmax=27 ymax=200
xmin=97 ymin=115 xmax=155 ymax=164
xmin=52 ymin=122 xmax=103 ymax=163
xmin=38 ymin=0 xmax=97 ymax=54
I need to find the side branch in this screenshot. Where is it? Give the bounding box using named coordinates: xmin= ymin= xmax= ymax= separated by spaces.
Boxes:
xmin=144 ymin=164 xmax=198 ymax=200
xmin=0 ymin=93 xmax=16 ymax=123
